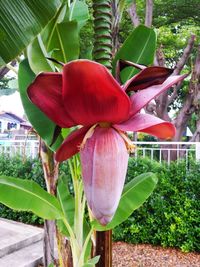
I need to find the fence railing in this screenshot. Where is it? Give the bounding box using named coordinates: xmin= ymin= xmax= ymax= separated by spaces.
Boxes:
xmin=0 ymin=140 xmax=39 ymax=159
xmin=132 ymin=141 xmax=200 ymax=166
xmin=0 ymin=140 xmax=200 ymax=165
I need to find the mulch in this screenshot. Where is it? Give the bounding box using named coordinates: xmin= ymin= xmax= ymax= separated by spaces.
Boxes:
xmin=112 ymin=242 xmax=200 ymax=267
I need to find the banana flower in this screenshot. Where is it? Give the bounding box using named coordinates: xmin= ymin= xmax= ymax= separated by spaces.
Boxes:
xmin=28 ymin=60 xmax=186 ymax=225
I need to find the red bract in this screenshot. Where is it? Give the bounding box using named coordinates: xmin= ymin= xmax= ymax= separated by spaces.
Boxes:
xmin=28 ymin=60 xmax=186 ymax=225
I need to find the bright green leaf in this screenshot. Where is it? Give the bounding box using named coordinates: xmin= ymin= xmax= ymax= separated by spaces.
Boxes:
xmin=113 ymin=25 xmax=156 ymax=83
xmin=56 ymin=20 xmax=80 ymax=62
xmin=42 ymin=18 xmax=79 ymax=63
xmin=0 ymin=0 xmax=61 ymax=66
xmin=18 ymin=58 xmax=63 ymax=151
xmin=27 ymin=34 xmax=55 ymax=74
xmin=93 ymin=172 xmax=158 ymax=231
xmin=0 ymin=176 xmax=62 ymax=220
xmin=68 ymin=1 xmax=89 ymax=30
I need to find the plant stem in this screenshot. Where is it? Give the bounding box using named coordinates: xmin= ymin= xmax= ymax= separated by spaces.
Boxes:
xmin=92 ymin=0 xmax=113 ymax=265
xmin=68 ymin=156 xmax=89 ymax=266
xmin=92 ymin=0 xmax=112 ymax=70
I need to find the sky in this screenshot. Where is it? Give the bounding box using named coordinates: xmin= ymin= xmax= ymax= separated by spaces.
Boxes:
xmin=0 ymin=91 xmax=24 ymax=117
xmin=0 ymin=69 xmax=25 ymax=118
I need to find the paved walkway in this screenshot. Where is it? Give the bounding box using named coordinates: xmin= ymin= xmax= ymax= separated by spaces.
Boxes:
xmin=0 ymin=218 xmax=44 ymax=267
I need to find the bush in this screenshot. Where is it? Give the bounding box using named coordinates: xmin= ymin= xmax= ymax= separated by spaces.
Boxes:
xmin=0 ymin=155 xmax=46 ymax=225
xmin=0 ymin=155 xmax=73 ymax=225
xmin=0 ymin=155 xmax=199 ymax=252
xmin=113 ymin=157 xmax=200 ymax=252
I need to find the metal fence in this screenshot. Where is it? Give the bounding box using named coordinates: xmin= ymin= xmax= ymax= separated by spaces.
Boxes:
xmin=0 ymin=140 xmax=200 ymax=165
xmin=0 ymin=140 xmax=39 ymax=159
xmin=132 ymin=141 xmax=200 ymax=165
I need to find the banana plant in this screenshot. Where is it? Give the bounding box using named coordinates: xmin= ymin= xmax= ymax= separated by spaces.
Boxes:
xmin=0 ymin=1 xmax=185 ymax=266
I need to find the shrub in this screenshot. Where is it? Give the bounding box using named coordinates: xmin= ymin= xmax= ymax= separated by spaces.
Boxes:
xmin=113 ymin=157 xmax=200 ymax=252
xmin=0 ymin=155 xmax=45 ymax=224
xmin=0 ymin=155 xmax=199 ymax=252
xmin=0 ymin=155 xmax=73 ymax=224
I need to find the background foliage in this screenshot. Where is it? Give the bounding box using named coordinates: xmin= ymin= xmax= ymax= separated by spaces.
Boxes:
xmin=113 ymin=157 xmax=200 ymax=252
xmin=0 ymin=155 xmax=199 ymax=252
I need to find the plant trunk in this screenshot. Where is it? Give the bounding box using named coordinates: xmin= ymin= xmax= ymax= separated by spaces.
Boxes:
xmin=94 ymin=231 xmax=112 ymax=267
xmin=43 ymin=220 xmax=56 ymax=266
xmin=56 ymin=228 xmax=73 ymax=267
xmin=92 ymin=0 xmax=113 ymax=265
xmin=40 ymin=140 xmax=72 ymax=267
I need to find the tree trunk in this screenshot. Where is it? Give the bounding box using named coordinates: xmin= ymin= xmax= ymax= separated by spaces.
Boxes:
xmin=128 ymin=2 xmax=140 ymax=27
xmin=145 ymin=0 xmax=153 ymax=27
xmin=111 ymin=0 xmax=120 ymax=55
xmin=173 ymin=45 xmax=200 ymax=142
xmin=154 ymin=38 xmax=198 ymax=160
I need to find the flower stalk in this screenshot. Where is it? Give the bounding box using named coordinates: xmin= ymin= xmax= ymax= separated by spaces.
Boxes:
xmin=93 ymin=0 xmax=112 ymax=70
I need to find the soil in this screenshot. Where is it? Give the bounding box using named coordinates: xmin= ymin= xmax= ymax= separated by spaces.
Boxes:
xmin=112 ymin=242 xmax=200 ymax=267
xmin=38 ymin=242 xmax=200 ymax=266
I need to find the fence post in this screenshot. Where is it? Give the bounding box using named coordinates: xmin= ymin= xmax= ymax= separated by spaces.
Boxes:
xmin=195 ymin=143 xmax=200 ymax=161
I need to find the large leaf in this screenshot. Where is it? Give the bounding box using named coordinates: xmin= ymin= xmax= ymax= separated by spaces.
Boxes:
xmin=93 ymin=172 xmax=158 ymax=231
xmin=41 ymin=4 xmax=82 ymax=64
xmin=56 ymin=20 xmax=80 ymax=62
xmin=0 ymin=176 xmax=62 ymax=220
xmin=28 ymin=1 xmax=88 ymax=67
xmin=67 ymin=1 xmax=89 ymax=30
xmin=113 ymin=25 xmax=156 ymax=83
xmin=0 ymin=0 xmax=61 ymax=66
xmin=27 ymin=34 xmax=55 ymax=74
xmin=18 ymin=58 xmax=63 ymax=151
xmin=42 ymin=19 xmax=80 ymax=63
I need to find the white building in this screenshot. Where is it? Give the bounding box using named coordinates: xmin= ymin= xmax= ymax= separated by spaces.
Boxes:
xmin=0 ymin=112 xmax=26 ymax=133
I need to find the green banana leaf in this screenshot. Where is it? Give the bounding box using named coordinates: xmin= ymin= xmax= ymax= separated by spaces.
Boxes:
xmin=27 ymin=34 xmax=55 ymax=74
xmin=0 ymin=0 xmax=61 ymax=66
xmin=0 ymin=176 xmax=62 ymax=220
xmin=36 ymin=18 xmax=80 ymax=65
xmin=18 ymin=58 xmax=63 ymax=151
xmin=67 ymin=0 xmax=89 ymax=30
xmin=56 ymin=20 xmax=80 ymax=62
xmin=36 ymin=1 xmax=88 ymax=65
xmin=93 ymin=172 xmax=158 ymax=231
xmin=112 ymin=25 xmax=156 ymax=83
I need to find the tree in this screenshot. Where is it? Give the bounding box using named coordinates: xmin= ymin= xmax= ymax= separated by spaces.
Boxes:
xmin=126 ymin=0 xmax=200 ymax=145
